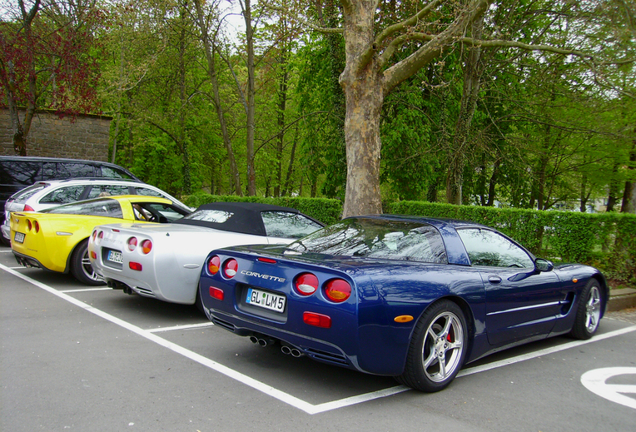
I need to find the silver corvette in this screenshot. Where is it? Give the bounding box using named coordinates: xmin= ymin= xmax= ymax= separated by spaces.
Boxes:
xmin=88 ymin=202 xmax=324 ymax=306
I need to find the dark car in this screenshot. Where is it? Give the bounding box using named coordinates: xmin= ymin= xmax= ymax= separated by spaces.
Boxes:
xmin=198 ymin=215 xmax=606 ymax=392
xmin=0 ymin=156 xmax=141 ymax=242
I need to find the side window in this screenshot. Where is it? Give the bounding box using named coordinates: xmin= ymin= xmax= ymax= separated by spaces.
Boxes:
xmin=56 ymin=163 xmax=96 ymax=178
xmin=0 ymin=161 xmax=42 ymax=185
xmin=100 ymin=166 xmax=134 ymax=180
xmin=457 ymin=228 xmax=534 ymax=268
xmin=41 ymin=162 xmax=57 ymax=179
xmin=39 ymin=186 xmax=86 ymax=204
xmin=261 ymin=212 xmax=323 ymax=239
xmin=86 ymin=185 xmax=131 ymax=199
xmin=134 ymin=187 xmax=164 ymax=198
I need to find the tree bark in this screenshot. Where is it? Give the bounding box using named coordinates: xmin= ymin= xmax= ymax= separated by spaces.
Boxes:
xmin=340 ymin=1 xmax=383 ymax=217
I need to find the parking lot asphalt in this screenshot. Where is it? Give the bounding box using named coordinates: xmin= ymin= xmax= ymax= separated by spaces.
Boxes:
xmin=1 ymin=243 xmax=635 ymax=432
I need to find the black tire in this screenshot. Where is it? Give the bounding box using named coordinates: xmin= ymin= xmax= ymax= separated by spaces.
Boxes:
xmin=195 ymin=286 xmax=204 ymax=314
xmin=70 ymin=240 xmax=105 ymax=286
xmin=397 ymin=300 xmax=468 ymax=392
xmin=569 ymin=279 xmax=602 ymax=340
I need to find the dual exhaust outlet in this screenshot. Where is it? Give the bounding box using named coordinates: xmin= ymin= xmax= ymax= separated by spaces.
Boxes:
xmin=249 ymin=335 xmax=303 ymax=357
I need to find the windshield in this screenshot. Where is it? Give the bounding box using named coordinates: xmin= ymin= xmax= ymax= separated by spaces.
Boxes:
xmin=287 ymin=218 xmax=448 ymax=264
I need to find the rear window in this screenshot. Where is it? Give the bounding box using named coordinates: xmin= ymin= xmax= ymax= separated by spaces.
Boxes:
xmin=43 ymin=199 xmax=123 ymax=218
xmin=287 ymin=218 xmax=448 ymax=264
xmin=11 ymin=183 xmax=49 ymax=203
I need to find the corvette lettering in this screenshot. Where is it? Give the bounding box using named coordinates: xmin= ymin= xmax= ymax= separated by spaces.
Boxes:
xmin=241 ymin=270 xmax=286 ymax=283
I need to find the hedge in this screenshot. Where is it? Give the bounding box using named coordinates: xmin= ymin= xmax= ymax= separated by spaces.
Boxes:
xmin=182 ymin=192 xmax=343 ymax=225
xmin=182 ymin=193 xmax=636 ymax=283
xmin=388 ymin=201 xmax=636 ymax=284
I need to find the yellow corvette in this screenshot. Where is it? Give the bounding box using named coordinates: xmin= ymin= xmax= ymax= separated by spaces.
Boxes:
xmin=10 ymin=195 xmax=190 ymax=285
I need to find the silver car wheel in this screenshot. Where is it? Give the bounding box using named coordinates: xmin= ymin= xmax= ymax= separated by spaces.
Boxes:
xmin=421 ymin=311 xmax=464 ymax=383
xmin=585 ymin=285 xmax=601 ymax=333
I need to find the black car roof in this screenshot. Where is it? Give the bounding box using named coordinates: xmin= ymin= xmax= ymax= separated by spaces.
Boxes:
xmin=172 ymin=201 xmax=321 ymax=236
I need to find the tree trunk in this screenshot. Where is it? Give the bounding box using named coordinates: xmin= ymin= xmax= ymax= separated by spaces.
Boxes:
xmin=274 ymin=45 xmax=289 ymax=198
xmin=244 ymin=0 xmax=257 ymax=196
xmin=486 ymin=159 xmax=500 ymax=206
xmin=178 ymin=11 xmax=191 ymax=195
xmin=445 ymin=16 xmax=484 ymax=205
xmin=621 ymin=141 xmax=636 ymax=213
xmin=340 ymin=2 xmax=383 ymax=217
xmin=606 ymin=162 xmax=620 ymax=211
xmin=193 ymin=0 xmax=242 ymax=195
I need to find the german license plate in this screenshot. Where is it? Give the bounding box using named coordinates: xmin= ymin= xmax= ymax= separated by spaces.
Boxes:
xmin=107 ymin=250 xmax=123 ymax=264
xmin=14 ymin=232 xmax=25 ymax=243
xmin=246 ymin=288 xmax=286 ymax=313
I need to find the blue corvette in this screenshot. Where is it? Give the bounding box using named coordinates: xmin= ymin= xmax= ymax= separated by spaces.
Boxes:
xmin=198 ymin=215 xmax=607 ymax=392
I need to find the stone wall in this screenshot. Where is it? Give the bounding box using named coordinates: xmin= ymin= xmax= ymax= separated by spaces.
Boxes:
xmin=1 ymin=109 xmax=112 ymax=161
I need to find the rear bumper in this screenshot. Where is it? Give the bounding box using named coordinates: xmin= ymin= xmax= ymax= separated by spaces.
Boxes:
xmin=12 ymin=251 xmax=52 ymax=272
xmin=209 ymin=308 xmax=355 ymax=370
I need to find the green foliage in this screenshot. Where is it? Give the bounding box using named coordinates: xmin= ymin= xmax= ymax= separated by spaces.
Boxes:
xmin=182 ymin=193 xmax=343 ymax=226
xmin=389 ymin=200 xmax=636 ymax=283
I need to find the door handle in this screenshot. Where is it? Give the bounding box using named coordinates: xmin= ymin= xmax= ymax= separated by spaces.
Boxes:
xmin=488 ymin=275 xmax=502 ymax=284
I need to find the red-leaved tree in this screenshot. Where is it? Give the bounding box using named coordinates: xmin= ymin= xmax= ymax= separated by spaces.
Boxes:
xmin=0 ymin=0 xmax=103 ymax=155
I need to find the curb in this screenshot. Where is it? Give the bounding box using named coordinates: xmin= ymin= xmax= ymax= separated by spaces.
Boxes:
xmin=608 ymin=288 xmax=636 ymax=312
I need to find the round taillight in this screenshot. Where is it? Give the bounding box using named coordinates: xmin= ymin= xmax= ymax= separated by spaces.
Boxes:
xmin=223 ymin=259 xmax=238 ymax=278
xmin=294 ymin=273 xmax=319 ymax=296
xmin=98 ymin=231 xmax=104 ymax=239
xmin=208 ymin=255 xmax=221 ymax=275
xmin=127 ymin=237 xmax=138 ymax=251
xmin=141 ymin=239 xmax=152 ymax=254
xmin=92 ymin=230 xmax=97 ymax=240
xmin=27 ymin=220 xmax=32 ymax=231
xmin=324 ymin=279 xmax=352 ymax=303
xmin=33 ymin=221 xmax=40 ymax=233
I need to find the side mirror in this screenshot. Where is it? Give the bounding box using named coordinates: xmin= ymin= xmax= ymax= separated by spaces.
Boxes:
xmin=535 ymin=258 xmax=554 ymax=272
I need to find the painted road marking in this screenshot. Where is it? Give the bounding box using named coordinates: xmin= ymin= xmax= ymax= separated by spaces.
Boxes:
xmin=61 ymin=287 xmax=113 ymax=293
xmin=581 ymin=367 xmax=636 ymax=410
xmin=2 ymin=262 xmax=636 ymax=414
xmin=148 ymin=322 xmax=215 ymax=333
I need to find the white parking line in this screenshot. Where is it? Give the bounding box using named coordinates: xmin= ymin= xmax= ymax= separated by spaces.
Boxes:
xmin=2 ymin=262 xmax=635 ymax=414
xmin=61 ymin=287 xmax=113 ymax=293
xmin=148 ymin=322 xmax=216 ymax=333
